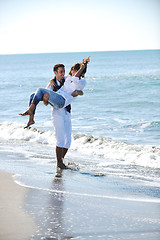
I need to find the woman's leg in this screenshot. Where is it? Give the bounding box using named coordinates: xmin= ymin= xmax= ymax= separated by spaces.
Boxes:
xmin=29 ymin=93 xmax=36 ymax=114
xmin=24 ymin=93 xmax=36 ymax=128
xmin=20 ymin=88 xmax=65 ymax=116
xmin=19 ymin=103 xmax=36 ymax=116
xmin=32 ymin=88 xmax=65 ymax=108
xmin=24 ymin=114 xmax=35 ymax=128
xmin=20 ymin=88 xmax=49 ymax=116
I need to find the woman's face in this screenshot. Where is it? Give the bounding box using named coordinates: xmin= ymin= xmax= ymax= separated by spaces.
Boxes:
xmin=71 ymin=69 xmax=77 ymax=76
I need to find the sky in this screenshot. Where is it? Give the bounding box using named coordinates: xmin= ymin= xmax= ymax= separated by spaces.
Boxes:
xmin=0 ymin=0 xmax=160 ymax=54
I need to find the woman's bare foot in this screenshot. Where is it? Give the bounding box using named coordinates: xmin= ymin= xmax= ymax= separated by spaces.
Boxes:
xmin=43 ymin=93 xmax=49 ymax=106
xmin=19 ymin=110 xmax=32 ymax=116
xmin=24 ymin=120 xmax=35 ymax=129
xmin=19 ymin=103 xmax=35 ymax=116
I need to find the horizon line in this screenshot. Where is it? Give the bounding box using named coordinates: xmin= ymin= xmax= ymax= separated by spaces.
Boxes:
xmin=0 ymin=48 xmax=159 ymax=56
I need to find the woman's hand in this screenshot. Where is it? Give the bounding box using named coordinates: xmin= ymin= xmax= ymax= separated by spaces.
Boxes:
xmin=83 ymin=56 xmax=90 ymax=65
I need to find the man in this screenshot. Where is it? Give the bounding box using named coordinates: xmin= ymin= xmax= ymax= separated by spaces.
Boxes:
xmin=46 ymin=64 xmax=72 ymax=169
xmin=26 ymin=64 xmax=74 ymax=169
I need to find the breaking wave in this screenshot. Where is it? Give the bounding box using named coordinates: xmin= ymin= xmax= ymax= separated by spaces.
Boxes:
xmin=0 ymin=121 xmax=160 ymax=169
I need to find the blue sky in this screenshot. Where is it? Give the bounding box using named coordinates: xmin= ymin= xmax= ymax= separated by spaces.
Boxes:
xmin=0 ymin=0 xmax=159 ymax=54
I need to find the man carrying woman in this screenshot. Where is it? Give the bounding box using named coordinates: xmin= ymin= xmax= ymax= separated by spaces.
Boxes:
xmin=20 ymin=57 xmax=90 ymax=169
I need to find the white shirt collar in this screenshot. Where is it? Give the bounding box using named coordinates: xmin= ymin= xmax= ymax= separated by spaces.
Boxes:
xmin=56 ymin=79 xmax=61 ymax=86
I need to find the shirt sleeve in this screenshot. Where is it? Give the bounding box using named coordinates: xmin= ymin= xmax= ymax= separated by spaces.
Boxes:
xmin=71 ymin=77 xmax=86 ymax=90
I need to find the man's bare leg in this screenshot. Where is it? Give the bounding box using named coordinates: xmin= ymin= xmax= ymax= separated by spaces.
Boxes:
xmin=56 ymin=146 xmax=67 ymax=169
xmin=62 ymin=148 xmax=68 ymax=159
xmin=19 ymin=103 xmax=35 ymax=116
xmin=24 ymin=114 xmax=35 ymax=129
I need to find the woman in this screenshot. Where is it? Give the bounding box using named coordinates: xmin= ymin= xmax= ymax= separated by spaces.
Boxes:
xmin=19 ymin=57 xmax=90 ymax=116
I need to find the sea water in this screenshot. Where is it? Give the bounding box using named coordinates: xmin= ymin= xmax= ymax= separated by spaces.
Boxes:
xmin=0 ymin=50 xmax=160 ymax=196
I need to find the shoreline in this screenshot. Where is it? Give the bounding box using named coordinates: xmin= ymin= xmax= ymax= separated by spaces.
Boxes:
xmin=0 ymin=171 xmax=37 ymax=240
xmin=0 ymin=146 xmax=160 ymax=240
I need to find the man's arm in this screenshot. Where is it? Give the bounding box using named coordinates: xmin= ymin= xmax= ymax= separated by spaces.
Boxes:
xmin=49 ymin=78 xmax=57 ymax=89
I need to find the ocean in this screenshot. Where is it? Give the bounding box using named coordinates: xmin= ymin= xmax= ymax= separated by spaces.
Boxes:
xmin=0 ymin=50 xmax=160 ymax=174
xmin=0 ymin=50 xmax=160 ymax=239
xmin=0 ymin=50 xmax=159 ymax=189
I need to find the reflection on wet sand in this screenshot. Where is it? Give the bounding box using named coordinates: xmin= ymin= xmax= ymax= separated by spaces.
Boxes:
xmin=25 ymin=171 xmax=74 ymax=240
xmin=25 ymin=169 xmax=160 ymax=240
xmin=47 ymin=174 xmax=73 ymax=239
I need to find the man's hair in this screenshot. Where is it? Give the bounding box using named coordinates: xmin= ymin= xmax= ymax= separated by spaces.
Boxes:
xmin=53 ymin=64 xmax=65 ymax=72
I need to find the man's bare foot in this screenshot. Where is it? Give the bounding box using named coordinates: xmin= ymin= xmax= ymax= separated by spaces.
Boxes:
xmin=24 ymin=120 xmax=35 ymax=129
xmin=19 ymin=110 xmax=32 ymax=116
xmin=55 ymin=167 xmax=62 ymax=177
xmin=43 ymin=93 xmax=49 ymax=106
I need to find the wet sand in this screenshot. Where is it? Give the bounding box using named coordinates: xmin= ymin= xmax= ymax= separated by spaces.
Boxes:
xmin=22 ymin=170 xmax=160 ymax=240
xmin=0 ymin=171 xmax=37 ymax=240
xmin=0 ymin=151 xmax=160 ymax=240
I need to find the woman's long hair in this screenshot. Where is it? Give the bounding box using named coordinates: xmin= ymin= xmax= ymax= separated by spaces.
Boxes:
xmin=69 ymin=63 xmax=87 ymax=78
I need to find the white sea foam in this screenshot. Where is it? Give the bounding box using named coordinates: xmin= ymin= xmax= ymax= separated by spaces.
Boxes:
xmin=113 ymin=118 xmax=127 ymax=124
xmin=72 ymin=134 xmax=160 ymax=169
xmin=0 ymin=121 xmax=160 ymax=169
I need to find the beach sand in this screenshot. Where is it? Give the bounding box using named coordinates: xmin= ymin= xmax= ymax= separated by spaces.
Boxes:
xmin=0 ymin=171 xmax=37 ymax=240
xmin=0 ymin=147 xmax=160 ymax=240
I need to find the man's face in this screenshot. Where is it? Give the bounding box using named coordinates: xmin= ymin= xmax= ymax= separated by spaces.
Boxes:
xmin=54 ymin=67 xmax=65 ymax=81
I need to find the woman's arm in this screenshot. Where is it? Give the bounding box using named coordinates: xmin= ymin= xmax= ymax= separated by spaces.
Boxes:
xmin=74 ymin=64 xmax=86 ymax=78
